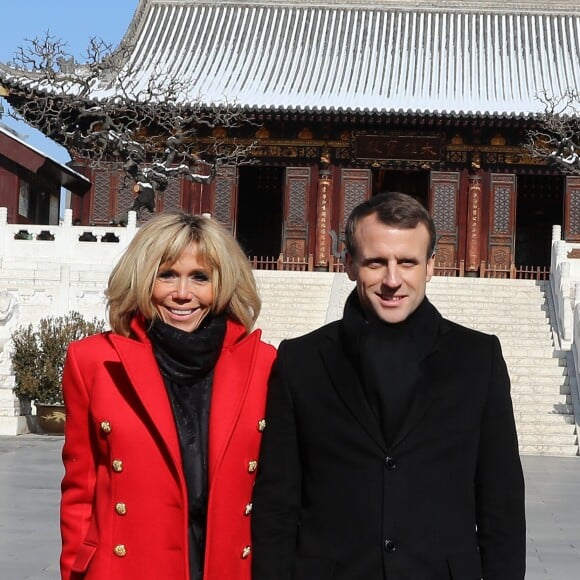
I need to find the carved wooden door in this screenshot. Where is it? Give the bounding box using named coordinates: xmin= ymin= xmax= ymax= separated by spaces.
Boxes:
xmin=210 ymin=165 xmax=238 ymax=234
xmin=339 ymin=168 xmax=371 ymax=233
xmin=283 ymin=167 xmax=311 ymax=258
xmin=488 ymin=173 xmax=516 ymax=268
xmin=429 ymin=171 xmax=460 ymax=266
xmin=564 ymin=176 xmax=580 ymax=242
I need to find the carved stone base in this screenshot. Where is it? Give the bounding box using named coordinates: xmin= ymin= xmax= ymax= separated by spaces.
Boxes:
xmin=0 ymin=415 xmax=32 ymax=436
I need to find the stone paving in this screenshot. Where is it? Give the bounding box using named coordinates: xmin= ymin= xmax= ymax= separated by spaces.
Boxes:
xmin=0 ymin=435 xmax=578 ymax=579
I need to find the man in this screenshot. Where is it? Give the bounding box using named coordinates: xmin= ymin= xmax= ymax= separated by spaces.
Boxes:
xmin=252 ymin=192 xmax=525 ymax=580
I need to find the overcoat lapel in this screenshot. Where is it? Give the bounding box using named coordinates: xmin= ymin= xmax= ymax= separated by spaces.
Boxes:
xmin=108 ymin=333 xmax=183 ymax=479
xmin=390 ymin=320 xmax=454 ymax=449
xmin=208 ymin=326 xmax=259 ymax=482
xmin=388 ymin=355 xmax=439 ymax=449
xmin=319 ymin=336 xmax=386 ymax=451
xmin=320 ymin=317 xmax=455 ymax=451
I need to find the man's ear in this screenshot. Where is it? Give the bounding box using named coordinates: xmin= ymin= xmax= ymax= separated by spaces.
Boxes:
xmin=426 ymin=253 xmax=435 ymax=282
xmin=345 ymin=252 xmax=356 ymax=281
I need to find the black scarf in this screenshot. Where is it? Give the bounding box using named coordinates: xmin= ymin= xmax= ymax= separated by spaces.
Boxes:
xmin=147 ymin=314 xmax=227 ymax=580
xmin=341 ymin=291 xmax=441 ymax=446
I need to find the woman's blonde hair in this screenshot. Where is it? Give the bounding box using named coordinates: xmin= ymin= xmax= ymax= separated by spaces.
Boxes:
xmin=107 ymin=212 xmax=261 ymax=337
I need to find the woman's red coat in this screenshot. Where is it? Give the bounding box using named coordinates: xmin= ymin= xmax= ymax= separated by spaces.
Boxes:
xmin=60 ymin=316 xmax=276 ymax=580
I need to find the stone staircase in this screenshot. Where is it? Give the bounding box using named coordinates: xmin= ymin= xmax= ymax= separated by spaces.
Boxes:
xmin=428 ymin=277 xmax=578 ymax=457
xmin=254 ymin=271 xmax=579 ymax=457
xmin=254 ymin=271 xmax=336 ymax=345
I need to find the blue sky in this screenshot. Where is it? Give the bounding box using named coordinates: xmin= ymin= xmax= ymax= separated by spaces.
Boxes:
xmin=0 ymin=0 xmax=138 ymax=163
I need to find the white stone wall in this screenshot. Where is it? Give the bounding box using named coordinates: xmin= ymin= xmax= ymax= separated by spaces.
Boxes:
xmin=4 ymin=210 xmax=572 ymax=439
xmin=0 ymin=209 xmax=138 ymax=435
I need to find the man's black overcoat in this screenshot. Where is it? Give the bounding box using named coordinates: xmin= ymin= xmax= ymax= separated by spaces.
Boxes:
xmin=252 ymin=311 xmax=526 ymax=580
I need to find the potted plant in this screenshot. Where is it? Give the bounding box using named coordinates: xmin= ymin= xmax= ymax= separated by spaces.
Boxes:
xmin=10 ymin=311 xmax=105 ymax=434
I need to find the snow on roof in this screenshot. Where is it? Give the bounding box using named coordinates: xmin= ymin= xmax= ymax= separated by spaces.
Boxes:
xmin=0 ymin=125 xmax=91 ymax=188
xmin=4 ymin=0 xmax=580 ymax=118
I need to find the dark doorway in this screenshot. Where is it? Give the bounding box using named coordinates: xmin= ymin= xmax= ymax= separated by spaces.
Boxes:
xmin=372 ymin=169 xmax=430 ymax=208
xmin=515 ymin=174 xmax=563 ymax=266
xmin=236 ymin=165 xmax=284 ymax=257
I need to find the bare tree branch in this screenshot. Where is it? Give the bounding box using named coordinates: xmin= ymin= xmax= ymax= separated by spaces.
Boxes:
xmin=526 ymin=89 xmax=580 ymax=174
xmin=2 ymin=32 xmax=258 ymax=221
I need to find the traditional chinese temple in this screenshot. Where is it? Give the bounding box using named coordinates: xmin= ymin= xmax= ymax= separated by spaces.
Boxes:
xmin=3 ymin=0 xmax=580 ymax=271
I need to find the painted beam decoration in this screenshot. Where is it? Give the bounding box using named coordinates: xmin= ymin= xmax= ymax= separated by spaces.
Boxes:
xmin=355 ymin=134 xmax=442 ymax=162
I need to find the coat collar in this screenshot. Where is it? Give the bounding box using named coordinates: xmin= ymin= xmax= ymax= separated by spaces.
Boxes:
xmin=109 ymin=315 xmax=260 ymax=483
xmin=320 ymin=312 xmax=454 ymax=452
xmin=208 ymin=324 xmax=262 ymax=481
xmin=108 ymin=317 xmax=183 ymax=479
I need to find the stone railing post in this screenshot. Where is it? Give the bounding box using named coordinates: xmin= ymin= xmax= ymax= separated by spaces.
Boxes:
xmin=561 ymin=262 xmax=573 ymax=341
xmin=63 ymin=209 xmax=73 ymax=226
xmin=574 ymin=282 xmax=580 ymax=309
xmin=550 ymin=240 xmax=566 ymax=345
xmin=572 ymin=298 xmax=580 ymax=399
xmin=0 ymin=207 xmax=8 ymax=258
xmin=127 ymin=210 xmax=137 ymax=231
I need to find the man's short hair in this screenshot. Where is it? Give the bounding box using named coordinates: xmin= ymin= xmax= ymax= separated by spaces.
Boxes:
xmin=344 ymin=192 xmax=437 ymax=259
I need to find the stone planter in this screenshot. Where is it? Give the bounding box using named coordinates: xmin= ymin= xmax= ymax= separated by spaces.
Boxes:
xmin=35 ymin=403 xmax=66 ymax=435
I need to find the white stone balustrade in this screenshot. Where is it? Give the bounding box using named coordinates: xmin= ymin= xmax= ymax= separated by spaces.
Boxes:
xmin=550 ymin=226 xmax=580 ymax=346
xmin=550 ymin=226 xmax=580 ymax=429
xmin=1 ymin=216 xmax=579 ymax=437
xmin=0 ymin=209 xmax=139 ymax=435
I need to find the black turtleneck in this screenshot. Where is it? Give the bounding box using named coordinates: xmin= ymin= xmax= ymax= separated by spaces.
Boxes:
xmin=147 ymin=314 xmax=227 ymax=580
xmin=340 ymin=291 xmax=441 ymax=446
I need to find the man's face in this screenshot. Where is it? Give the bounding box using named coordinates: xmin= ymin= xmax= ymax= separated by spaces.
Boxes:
xmin=345 ymin=214 xmax=435 ymax=324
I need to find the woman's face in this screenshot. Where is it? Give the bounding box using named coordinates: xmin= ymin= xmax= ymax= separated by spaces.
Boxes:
xmin=151 ymin=243 xmax=214 ymax=332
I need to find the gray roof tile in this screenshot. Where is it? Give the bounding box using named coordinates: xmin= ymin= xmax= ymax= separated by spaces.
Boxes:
xmin=4 ymin=0 xmax=580 ymax=118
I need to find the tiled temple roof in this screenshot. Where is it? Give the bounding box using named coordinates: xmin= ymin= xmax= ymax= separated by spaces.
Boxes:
xmin=4 ymin=0 xmax=580 ymax=118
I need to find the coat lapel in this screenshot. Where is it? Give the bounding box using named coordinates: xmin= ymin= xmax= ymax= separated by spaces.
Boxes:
xmin=208 ymin=323 xmax=259 ymax=482
xmin=319 ymin=335 xmax=386 ymax=452
xmin=108 ymin=333 xmax=183 ymax=479
xmin=319 ymin=315 xmax=456 ymax=452
xmin=390 ymin=319 xmax=455 ymax=449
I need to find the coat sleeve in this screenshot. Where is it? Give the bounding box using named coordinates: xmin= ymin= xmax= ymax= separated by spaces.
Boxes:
xmin=251 ymin=341 xmax=301 ymax=580
xmin=60 ymin=344 xmax=97 ymax=580
xmin=475 ymin=335 xmax=526 ymax=579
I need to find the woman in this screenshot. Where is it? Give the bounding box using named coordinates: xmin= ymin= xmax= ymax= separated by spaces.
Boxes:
xmin=60 ymin=212 xmax=276 ymax=580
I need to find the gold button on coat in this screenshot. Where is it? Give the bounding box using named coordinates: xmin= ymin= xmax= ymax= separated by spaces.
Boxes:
xmin=115 ymin=502 xmax=127 ymax=515
xmin=248 ymin=460 xmax=258 ymax=473
xmin=113 ymin=544 xmax=127 ymax=557
xmin=257 ymin=419 xmax=266 ymax=432
xmin=100 ymin=421 xmax=111 ymax=433
xmin=241 ymin=546 xmax=251 ymax=558
xmin=112 ymin=459 xmax=123 ymax=472
xmin=244 ymin=503 xmax=253 ymax=516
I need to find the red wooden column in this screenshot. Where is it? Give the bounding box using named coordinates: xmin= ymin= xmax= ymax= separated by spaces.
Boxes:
xmin=210 ymin=165 xmax=238 ymax=234
xmin=466 ymin=172 xmax=483 ymax=272
xmin=314 ymin=169 xmax=332 ymax=267
xmin=564 ymin=176 xmax=580 ymax=242
xmin=0 ymin=167 xmax=19 ymax=223
xmin=429 ymin=171 xmax=460 ymax=266
xmin=68 ymin=159 xmax=93 ymax=224
xmin=488 ymin=173 xmax=517 ymax=268
xmin=282 ymin=167 xmax=311 ymax=258
xmin=185 ymin=164 xmax=213 ymax=216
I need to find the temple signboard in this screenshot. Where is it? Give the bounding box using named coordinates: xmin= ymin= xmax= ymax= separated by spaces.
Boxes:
xmin=355 ymin=134 xmax=442 ymax=161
